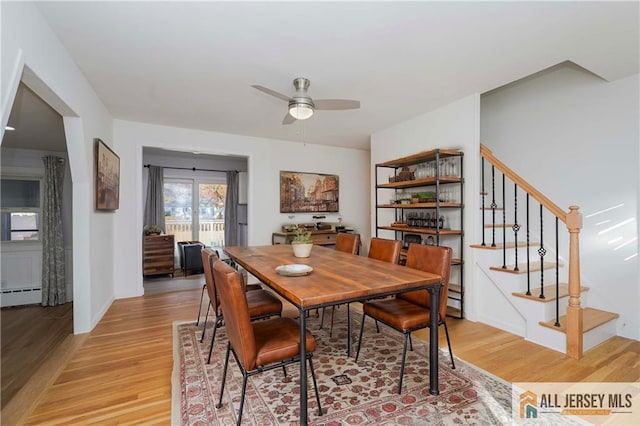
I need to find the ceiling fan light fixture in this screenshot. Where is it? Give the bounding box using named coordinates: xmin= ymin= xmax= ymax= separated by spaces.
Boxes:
xmin=253 ymin=78 xmax=359 ymax=125
xmin=288 ymin=101 xmax=314 ymax=120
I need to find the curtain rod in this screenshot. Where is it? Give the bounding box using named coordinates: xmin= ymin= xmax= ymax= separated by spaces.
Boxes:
xmin=144 ymin=164 xmax=238 ymax=173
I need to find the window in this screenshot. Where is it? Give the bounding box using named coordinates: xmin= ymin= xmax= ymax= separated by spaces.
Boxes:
xmin=1 ymin=178 xmax=41 ymax=241
xmin=163 ymin=178 xmax=227 ymax=246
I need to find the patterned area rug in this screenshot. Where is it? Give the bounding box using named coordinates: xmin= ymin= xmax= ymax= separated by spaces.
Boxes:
xmin=172 ymin=309 xmax=513 ymax=425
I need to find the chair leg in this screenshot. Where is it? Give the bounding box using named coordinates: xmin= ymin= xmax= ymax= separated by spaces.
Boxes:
xmin=207 ymin=317 xmax=221 ymax=364
xmin=319 ymin=307 xmax=326 ymax=330
xmin=409 ymin=334 xmax=413 ymax=351
xmin=196 ymin=284 xmax=206 ymax=326
xmin=200 ymin=303 xmax=211 ymax=343
xmin=329 ymin=306 xmax=336 ymax=337
xmin=236 ymin=374 xmax=249 ymax=426
xmin=375 ymin=320 xmax=380 ymax=333
xmin=355 ymin=314 xmax=366 ymax=361
xmin=444 ymin=322 xmax=456 ymax=369
xmin=308 ymin=357 xmax=323 ymax=416
xmin=216 ymin=342 xmax=231 ymax=409
xmin=398 ymin=333 xmax=410 ymax=394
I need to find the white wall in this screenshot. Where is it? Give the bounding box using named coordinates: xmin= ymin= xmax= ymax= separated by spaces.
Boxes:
xmin=481 ymin=64 xmax=639 ymax=340
xmin=113 ymin=120 xmax=371 ymax=299
xmin=1 ymin=2 xmax=114 ymax=333
xmin=370 ymin=94 xmax=481 ymax=320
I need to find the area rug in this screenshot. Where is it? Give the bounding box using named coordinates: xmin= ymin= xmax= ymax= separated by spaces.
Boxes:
xmin=172 ymin=309 xmax=513 ymax=425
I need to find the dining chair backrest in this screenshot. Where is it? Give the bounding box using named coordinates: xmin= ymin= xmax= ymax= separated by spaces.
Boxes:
xmin=335 ymin=233 xmax=360 ymax=255
xmin=213 ymin=259 xmax=258 ymax=370
xmin=368 ymin=237 xmax=401 ymax=264
xmin=399 ymin=244 xmax=452 ymax=321
xmin=201 ymin=247 xmax=221 ymax=313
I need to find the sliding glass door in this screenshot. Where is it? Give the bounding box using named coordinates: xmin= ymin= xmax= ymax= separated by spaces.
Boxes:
xmin=198 ymin=182 xmax=226 ymax=246
xmin=164 ymin=178 xmax=226 ymax=246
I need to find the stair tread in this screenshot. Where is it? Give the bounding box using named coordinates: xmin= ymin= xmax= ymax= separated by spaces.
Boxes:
xmin=446 ymin=305 xmax=462 ymax=318
xmin=512 ymin=284 xmax=589 ymax=302
xmin=539 ymin=307 xmax=619 ymax=333
xmin=449 ymin=283 xmax=462 ymax=294
xmin=470 ymin=241 xmax=540 ymax=250
xmin=490 ymin=261 xmax=562 ymax=274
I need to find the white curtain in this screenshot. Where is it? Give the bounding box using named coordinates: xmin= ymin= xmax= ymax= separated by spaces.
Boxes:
xmin=41 ymin=156 xmax=66 ymax=306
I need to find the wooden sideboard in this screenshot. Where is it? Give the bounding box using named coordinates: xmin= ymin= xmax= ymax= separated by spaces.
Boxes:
xmin=272 ymin=229 xmax=338 ymax=246
xmin=143 ymin=234 xmax=175 ymax=277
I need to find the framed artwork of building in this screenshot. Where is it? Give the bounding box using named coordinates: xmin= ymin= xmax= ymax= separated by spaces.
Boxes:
xmin=280 ymin=171 xmax=339 ymax=213
xmin=95 ymin=138 xmax=120 ymax=211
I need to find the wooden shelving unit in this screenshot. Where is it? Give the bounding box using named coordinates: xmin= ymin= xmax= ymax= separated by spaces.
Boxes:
xmin=375 ymin=148 xmax=464 ymax=318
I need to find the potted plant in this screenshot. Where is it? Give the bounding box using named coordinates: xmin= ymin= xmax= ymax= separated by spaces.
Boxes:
xmin=291 ymin=228 xmax=313 ymax=258
xmin=144 ymin=224 xmax=163 ymax=236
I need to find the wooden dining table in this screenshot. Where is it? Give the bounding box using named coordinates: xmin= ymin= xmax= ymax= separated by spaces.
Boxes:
xmin=224 ymin=244 xmax=443 ymax=424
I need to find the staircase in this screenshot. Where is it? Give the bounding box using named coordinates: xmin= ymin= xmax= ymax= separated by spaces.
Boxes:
xmin=471 ymin=145 xmax=618 ymax=359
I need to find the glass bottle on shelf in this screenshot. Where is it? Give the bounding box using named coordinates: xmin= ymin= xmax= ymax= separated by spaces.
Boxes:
xmin=450 ymin=158 xmax=458 ymax=178
xmin=414 ymin=163 xmax=423 ymax=180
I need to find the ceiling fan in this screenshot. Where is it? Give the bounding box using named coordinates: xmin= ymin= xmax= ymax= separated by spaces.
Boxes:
xmin=252 ymin=78 xmax=360 ymax=125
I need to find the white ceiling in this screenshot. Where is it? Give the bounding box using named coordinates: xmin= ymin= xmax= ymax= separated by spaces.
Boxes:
xmin=8 ymin=1 xmax=640 ymax=152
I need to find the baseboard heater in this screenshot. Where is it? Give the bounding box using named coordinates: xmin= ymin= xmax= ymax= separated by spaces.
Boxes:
xmin=1 ymin=287 xmax=42 ymax=307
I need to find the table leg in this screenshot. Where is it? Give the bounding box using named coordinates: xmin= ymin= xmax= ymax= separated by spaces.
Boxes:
xmin=299 ymin=307 xmax=308 ymax=424
xmin=429 ymin=285 xmax=441 ymax=396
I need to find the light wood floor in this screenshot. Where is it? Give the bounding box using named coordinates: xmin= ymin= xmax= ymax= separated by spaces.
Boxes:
xmin=4 ymin=286 xmax=639 ymax=425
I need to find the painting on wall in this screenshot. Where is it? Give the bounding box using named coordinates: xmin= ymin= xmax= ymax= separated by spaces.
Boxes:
xmin=95 ymin=138 xmax=120 ymax=211
xmin=280 ymin=171 xmax=339 ymax=213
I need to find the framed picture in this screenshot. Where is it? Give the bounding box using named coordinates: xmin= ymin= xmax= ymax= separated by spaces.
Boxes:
xmin=280 ymin=171 xmax=339 ymax=213
xmin=95 ymin=138 xmax=120 ymax=210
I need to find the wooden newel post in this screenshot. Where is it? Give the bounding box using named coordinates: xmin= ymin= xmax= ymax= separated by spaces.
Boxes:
xmin=565 ymin=205 xmax=583 ymax=359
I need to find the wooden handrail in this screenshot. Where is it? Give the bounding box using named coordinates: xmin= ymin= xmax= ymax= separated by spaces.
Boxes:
xmin=480 ymin=144 xmax=567 ymax=222
xmin=480 ymin=143 xmax=583 ymax=359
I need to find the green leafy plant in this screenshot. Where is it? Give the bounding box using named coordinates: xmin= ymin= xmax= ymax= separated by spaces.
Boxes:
xmin=144 ymin=224 xmax=163 ymax=235
xmin=292 ymin=228 xmax=312 ymax=243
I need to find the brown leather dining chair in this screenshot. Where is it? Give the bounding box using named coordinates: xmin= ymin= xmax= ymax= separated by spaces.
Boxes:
xmin=334 ymin=232 xmax=360 ymax=255
xmin=355 ymin=243 xmax=454 ymax=394
xmin=200 ymin=248 xmax=282 ymax=364
xmin=367 ymin=237 xmax=402 ymax=264
xmin=337 ymin=237 xmax=401 ymax=356
xmin=213 ymin=259 xmax=323 ymax=425
xmin=196 ymin=248 xmax=250 ymax=327
xmin=320 ymin=233 xmax=361 ymax=336
xmin=198 ymin=247 xmax=261 ymax=337
xmin=364 ymin=237 xmax=403 ymax=332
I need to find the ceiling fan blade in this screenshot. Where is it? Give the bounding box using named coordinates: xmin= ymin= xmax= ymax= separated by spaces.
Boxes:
xmin=314 ymin=99 xmax=360 ymax=110
xmin=251 ymin=85 xmax=291 ymax=102
xmin=282 ymin=112 xmax=296 ymax=125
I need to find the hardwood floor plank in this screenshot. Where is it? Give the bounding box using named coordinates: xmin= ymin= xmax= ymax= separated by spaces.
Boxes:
xmin=2 ymin=285 xmax=635 ymax=425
